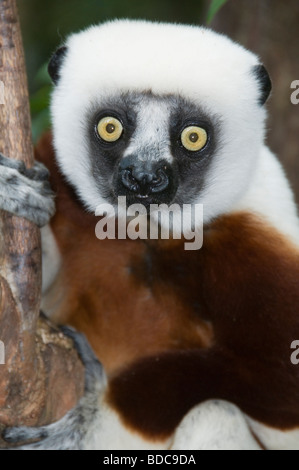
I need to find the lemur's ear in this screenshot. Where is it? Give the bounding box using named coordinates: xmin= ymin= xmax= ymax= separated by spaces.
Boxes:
xmin=252 ymin=64 xmax=272 ymax=105
xmin=48 ymin=46 xmax=68 ymax=85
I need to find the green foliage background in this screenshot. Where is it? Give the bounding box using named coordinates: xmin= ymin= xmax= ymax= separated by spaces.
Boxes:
xmin=17 ymin=0 xmax=228 ymax=141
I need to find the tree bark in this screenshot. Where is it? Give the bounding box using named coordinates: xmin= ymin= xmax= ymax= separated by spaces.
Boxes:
xmin=0 ymin=0 xmax=84 ymax=447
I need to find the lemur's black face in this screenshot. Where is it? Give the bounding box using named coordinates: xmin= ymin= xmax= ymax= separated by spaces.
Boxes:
xmin=86 ymin=92 xmax=218 ymax=210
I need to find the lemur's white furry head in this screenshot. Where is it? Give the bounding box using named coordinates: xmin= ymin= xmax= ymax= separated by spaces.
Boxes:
xmin=49 ymin=19 xmax=271 ymax=224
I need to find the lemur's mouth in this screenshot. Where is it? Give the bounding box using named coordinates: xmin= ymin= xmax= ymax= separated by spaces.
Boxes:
xmin=135 ymin=193 xmax=151 ymax=199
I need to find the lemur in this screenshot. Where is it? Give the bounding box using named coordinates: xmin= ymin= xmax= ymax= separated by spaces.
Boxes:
xmin=1 ymin=20 xmax=299 ymax=450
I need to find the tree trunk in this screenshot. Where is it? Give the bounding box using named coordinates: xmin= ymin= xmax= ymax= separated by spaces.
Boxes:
xmin=210 ymin=0 xmax=299 ymax=203
xmin=0 ymin=0 xmax=84 ymax=447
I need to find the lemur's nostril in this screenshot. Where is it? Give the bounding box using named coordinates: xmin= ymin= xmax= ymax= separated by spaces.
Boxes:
xmin=121 ymin=168 xmax=139 ymax=193
xmin=150 ymin=168 xmax=169 ymax=193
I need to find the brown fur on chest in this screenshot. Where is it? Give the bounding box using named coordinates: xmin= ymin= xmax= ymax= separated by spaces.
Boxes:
xmin=36 ymin=133 xmax=299 ymax=440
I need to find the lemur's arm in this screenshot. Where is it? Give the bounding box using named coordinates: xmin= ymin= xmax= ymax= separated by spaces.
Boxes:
xmin=0 ymin=152 xmax=61 ymax=293
xmin=0 ymin=153 xmax=55 ymax=227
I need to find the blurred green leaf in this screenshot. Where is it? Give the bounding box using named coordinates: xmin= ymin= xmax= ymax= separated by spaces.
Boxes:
xmin=35 ymin=63 xmax=52 ymax=87
xmin=30 ymin=85 xmax=51 ymax=113
xmin=30 ymin=62 xmax=52 ymax=142
xmin=206 ymin=0 xmax=228 ymax=24
xmin=31 ymin=108 xmax=51 ymax=144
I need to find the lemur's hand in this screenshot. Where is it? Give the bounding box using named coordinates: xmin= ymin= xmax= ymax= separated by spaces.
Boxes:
xmin=2 ymin=328 xmax=106 ymax=450
xmin=0 ymin=153 xmax=55 ymax=227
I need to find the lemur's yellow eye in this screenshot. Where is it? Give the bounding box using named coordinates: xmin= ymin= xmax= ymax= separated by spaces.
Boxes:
xmin=97 ymin=117 xmax=123 ymax=142
xmin=181 ymin=126 xmax=208 ymax=152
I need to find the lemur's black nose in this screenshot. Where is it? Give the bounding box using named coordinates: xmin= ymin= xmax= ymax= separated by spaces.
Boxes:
xmin=119 ymin=159 xmax=173 ymax=197
xmin=121 ymin=165 xmax=170 ymax=195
